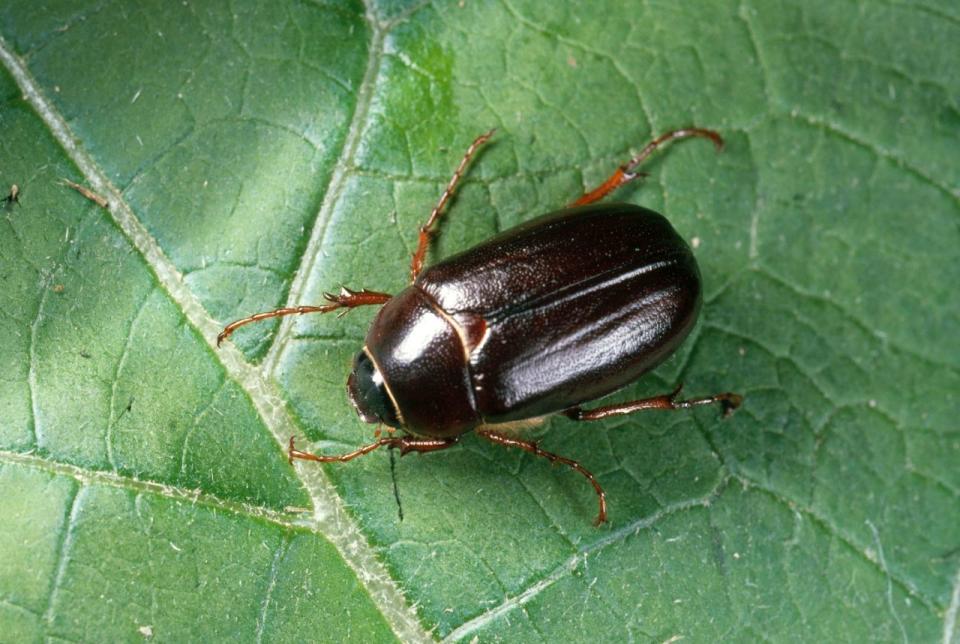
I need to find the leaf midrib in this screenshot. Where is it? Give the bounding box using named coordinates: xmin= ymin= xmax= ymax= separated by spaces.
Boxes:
xmin=0 ymin=16 xmax=433 ymax=643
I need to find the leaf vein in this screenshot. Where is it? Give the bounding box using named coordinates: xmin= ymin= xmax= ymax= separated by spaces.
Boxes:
xmin=742 ymin=477 xmax=939 ymax=611
xmin=442 ymin=477 xmax=728 ymax=642
xmin=943 ymin=562 xmax=960 ymax=644
xmin=262 ymin=8 xmax=387 ymax=374
xmin=42 ymin=483 xmax=83 ymax=633
xmin=255 ymin=536 xmax=290 ymax=644
xmin=1 ymin=449 xmax=305 ymax=529
xmin=754 ymin=266 xmax=960 ymax=373
xmin=106 ymin=286 xmax=153 ymax=470
xmin=789 ymin=110 xmax=959 ymax=203
xmin=27 ymin=275 xmax=50 ymax=450
xmin=867 ymin=519 xmax=910 ymax=644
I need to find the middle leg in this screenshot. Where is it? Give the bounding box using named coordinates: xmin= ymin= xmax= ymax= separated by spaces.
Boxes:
xmin=477 ymin=429 xmax=608 ymax=525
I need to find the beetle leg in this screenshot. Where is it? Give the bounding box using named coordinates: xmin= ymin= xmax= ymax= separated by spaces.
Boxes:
xmin=410 ymin=128 xmax=497 ymax=282
xmin=216 ymin=287 xmax=391 ymax=346
xmin=287 ymin=435 xmax=458 ymax=464
xmin=476 ymin=429 xmax=608 ymax=526
xmin=571 ymin=127 xmax=724 ymax=207
xmin=563 ymin=383 xmax=743 ymax=421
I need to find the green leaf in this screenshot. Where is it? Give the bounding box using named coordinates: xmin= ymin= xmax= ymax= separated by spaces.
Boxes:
xmin=1 ymin=0 xmax=957 ymax=642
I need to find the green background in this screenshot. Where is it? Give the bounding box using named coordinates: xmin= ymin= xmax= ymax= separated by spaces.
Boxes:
xmin=1 ymin=0 xmax=958 ymax=641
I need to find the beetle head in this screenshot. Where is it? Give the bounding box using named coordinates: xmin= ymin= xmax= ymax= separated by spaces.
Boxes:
xmin=347 ymin=349 xmax=401 ymax=428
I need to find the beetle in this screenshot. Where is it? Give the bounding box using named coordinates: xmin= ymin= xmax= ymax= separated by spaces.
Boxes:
xmin=218 ymin=127 xmax=742 ymax=525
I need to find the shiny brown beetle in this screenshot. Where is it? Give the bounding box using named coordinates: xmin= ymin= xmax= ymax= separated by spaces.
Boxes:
xmin=219 ymin=127 xmax=742 ymax=525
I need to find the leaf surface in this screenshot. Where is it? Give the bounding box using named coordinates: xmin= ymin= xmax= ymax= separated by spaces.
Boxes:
xmin=1 ymin=0 xmax=957 ymax=641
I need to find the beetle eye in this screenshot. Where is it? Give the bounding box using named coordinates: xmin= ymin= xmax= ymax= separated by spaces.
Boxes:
xmin=347 ymin=351 xmax=400 ymax=428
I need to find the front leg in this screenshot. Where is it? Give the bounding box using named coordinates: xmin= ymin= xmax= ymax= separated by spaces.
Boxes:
xmin=217 ymin=287 xmax=391 ymax=346
xmin=288 ymin=435 xmax=458 ymax=464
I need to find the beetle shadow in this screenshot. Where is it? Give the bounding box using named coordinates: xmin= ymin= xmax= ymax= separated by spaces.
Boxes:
xmin=389 ymin=447 xmax=403 ymax=522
